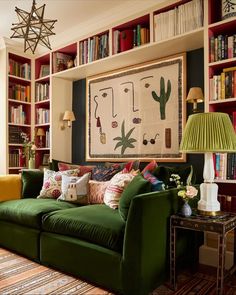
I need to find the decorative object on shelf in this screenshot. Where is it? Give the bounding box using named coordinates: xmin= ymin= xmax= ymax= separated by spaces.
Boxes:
xmin=10 ymin=0 xmax=57 ymax=54
xmin=39 ymin=65 xmax=50 ymax=78
xmin=62 ymin=111 xmax=75 ymax=128
xmin=36 ymin=128 xmax=45 ymax=148
xmin=181 ymin=201 xmax=192 ymax=217
xmin=186 ymin=87 xmax=204 ymax=113
xmin=178 ymin=185 xmax=198 ymax=217
xmin=180 ymin=112 xmax=236 ymax=216
xmin=221 ymin=0 xmax=236 ymax=20
xmin=21 ymin=132 xmax=37 ymax=168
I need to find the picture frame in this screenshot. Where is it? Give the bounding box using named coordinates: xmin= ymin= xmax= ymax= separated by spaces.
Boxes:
xmin=42 ymin=153 xmax=50 ymax=165
xmin=39 ymin=64 xmax=50 ymax=78
xmin=86 ymin=53 xmax=186 ymax=162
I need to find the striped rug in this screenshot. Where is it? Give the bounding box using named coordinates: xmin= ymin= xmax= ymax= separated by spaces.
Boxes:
xmin=0 ymin=248 xmax=236 ymax=294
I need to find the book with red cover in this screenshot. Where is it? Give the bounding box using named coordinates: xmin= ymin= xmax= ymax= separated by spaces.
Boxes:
xmin=120 ymin=29 xmax=133 ymax=52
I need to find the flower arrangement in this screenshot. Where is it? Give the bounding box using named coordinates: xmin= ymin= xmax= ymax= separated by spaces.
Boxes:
xmin=170 ymin=173 xmax=198 ymax=202
xmin=21 ymin=132 xmax=37 ymax=160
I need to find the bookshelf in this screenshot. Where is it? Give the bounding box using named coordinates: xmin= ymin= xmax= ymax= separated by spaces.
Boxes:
xmin=205 ymin=0 xmax=236 ymax=188
xmin=7 ymin=53 xmax=32 ymax=173
xmin=34 ymin=53 xmax=51 ymax=169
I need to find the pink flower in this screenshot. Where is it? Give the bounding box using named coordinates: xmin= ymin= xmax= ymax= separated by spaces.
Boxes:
xmin=185 ymin=185 xmax=198 ymax=199
xmin=44 ymin=181 xmax=50 ymax=189
xmin=54 ymin=174 xmax=61 ymax=181
xmin=51 ymin=189 xmax=61 ymax=198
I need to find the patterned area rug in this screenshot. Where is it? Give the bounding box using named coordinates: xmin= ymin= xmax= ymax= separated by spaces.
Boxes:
xmin=0 ymin=248 xmax=236 ymax=295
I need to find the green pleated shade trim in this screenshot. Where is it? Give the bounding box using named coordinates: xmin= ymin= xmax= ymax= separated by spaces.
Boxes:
xmin=180 ymin=112 xmax=236 ymax=153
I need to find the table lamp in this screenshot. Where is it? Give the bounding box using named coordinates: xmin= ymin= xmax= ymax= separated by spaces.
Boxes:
xmin=180 ymin=112 xmax=236 ymax=216
xmin=36 ymin=128 xmax=45 ymax=148
xmin=186 ymin=87 xmax=204 ymax=113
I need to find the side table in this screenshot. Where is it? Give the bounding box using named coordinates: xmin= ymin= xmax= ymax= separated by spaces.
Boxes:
xmin=170 ymin=213 xmax=236 ymax=295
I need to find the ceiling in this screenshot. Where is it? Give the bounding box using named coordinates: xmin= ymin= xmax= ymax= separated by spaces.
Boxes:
xmin=0 ymin=0 xmax=166 ymax=54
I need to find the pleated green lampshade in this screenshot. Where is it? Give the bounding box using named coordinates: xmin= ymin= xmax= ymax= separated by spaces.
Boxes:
xmin=180 ymin=112 xmax=236 ymax=153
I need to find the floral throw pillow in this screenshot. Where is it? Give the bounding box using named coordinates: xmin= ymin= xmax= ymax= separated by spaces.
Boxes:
xmin=91 ymin=166 xmax=122 ymax=181
xmin=104 ymin=172 xmax=135 ymax=209
xmin=88 ymin=180 xmax=110 ymax=204
xmin=57 ymin=173 xmax=90 ymax=204
xmin=37 ymin=169 xmax=79 ymax=199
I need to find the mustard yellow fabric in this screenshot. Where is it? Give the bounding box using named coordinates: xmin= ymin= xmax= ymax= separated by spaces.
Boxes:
xmin=0 ymin=175 xmax=21 ymax=201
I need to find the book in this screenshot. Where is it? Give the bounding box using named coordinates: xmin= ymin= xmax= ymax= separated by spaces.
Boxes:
xmin=119 ymin=29 xmax=133 ymax=52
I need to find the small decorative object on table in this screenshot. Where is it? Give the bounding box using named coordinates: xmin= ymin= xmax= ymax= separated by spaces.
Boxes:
xmin=169 ymin=174 xmax=198 ymax=217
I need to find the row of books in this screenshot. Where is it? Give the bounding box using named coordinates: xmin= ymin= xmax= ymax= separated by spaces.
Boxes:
xmin=9 ymin=83 xmax=31 ymax=102
xmin=35 ymin=83 xmax=49 ymax=102
xmin=44 ymin=129 xmax=50 ymax=148
xmin=209 ymin=34 xmax=236 ymax=63
xmin=9 ymin=105 xmax=28 ymax=125
xmin=214 ymin=152 xmax=236 ymax=180
xmin=9 ymin=126 xmax=25 ymax=144
xmin=79 ymin=33 xmax=109 ymax=65
xmin=9 ymin=149 xmax=25 ymax=168
xmin=9 ymin=59 xmax=31 ymax=80
xmin=154 ymin=0 xmax=203 ymax=42
xmin=209 ymin=66 xmax=236 ymax=101
xmin=36 ymin=108 xmax=50 ymax=125
xmin=218 ymin=194 xmax=236 ymax=213
xmin=113 ymin=25 xmax=149 ymax=54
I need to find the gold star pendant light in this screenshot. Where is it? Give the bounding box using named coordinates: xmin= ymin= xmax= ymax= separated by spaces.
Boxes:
xmin=11 ymin=0 xmax=57 ymax=54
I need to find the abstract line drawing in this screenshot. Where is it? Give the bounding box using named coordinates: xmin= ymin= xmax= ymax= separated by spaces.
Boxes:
xmin=140 ymin=76 xmax=154 ymax=88
xmin=99 ymin=87 xmax=117 ymax=118
xmin=142 ymin=133 xmax=159 ymax=145
xmin=120 ymin=81 xmax=139 ymax=112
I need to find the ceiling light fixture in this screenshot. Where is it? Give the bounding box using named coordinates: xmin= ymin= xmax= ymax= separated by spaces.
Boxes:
xmin=10 ymin=0 xmax=57 ymax=54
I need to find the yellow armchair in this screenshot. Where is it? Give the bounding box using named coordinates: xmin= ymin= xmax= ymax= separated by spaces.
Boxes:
xmin=0 ymin=174 xmax=22 ymax=201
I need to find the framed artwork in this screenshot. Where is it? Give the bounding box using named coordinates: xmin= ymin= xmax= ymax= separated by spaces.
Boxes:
xmin=40 ymin=65 xmax=50 ymax=77
xmin=42 ymin=153 xmax=50 ymax=165
xmin=86 ymin=53 xmax=186 ymax=162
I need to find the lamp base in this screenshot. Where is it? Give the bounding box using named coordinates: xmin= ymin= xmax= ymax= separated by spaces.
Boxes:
xmin=197 ymin=209 xmax=222 ymax=217
xmin=197 ymin=182 xmax=221 ymax=214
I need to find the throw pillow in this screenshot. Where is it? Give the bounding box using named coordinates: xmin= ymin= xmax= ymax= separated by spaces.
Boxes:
xmin=104 ymin=172 xmax=135 ymax=209
xmin=37 ymin=169 xmax=79 ymax=199
xmin=58 ymin=162 xmax=95 ymax=177
xmin=119 ymin=174 xmax=151 ymax=221
xmin=141 ymin=160 xmax=158 ymax=175
xmin=21 ymin=169 xmax=44 ymax=198
xmin=91 ymin=166 xmax=122 ymax=181
xmin=88 ymin=180 xmax=110 ymax=204
xmin=153 ymin=165 xmax=195 ymax=187
xmin=143 ymin=170 xmax=164 ymax=191
xmin=105 ymin=160 xmax=140 ymax=171
xmin=57 ymin=172 xmax=90 ymax=204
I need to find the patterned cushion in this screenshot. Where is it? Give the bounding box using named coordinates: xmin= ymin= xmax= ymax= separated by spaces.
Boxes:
xmin=91 ymin=166 xmax=121 ymax=181
xmin=143 ymin=170 xmax=164 ymax=191
xmin=58 ymin=162 xmax=95 ymax=177
xmin=104 ymin=172 xmax=135 ymax=209
xmin=37 ymin=169 xmax=79 ymax=199
xmin=141 ymin=160 xmax=158 ymax=174
xmin=88 ymin=180 xmax=110 ymax=204
xmin=57 ymin=173 xmax=90 ymax=204
xmin=105 ymin=160 xmax=140 ymax=171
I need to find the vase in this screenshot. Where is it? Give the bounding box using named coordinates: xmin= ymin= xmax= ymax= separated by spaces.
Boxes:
xmin=181 ymin=201 xmax=192 ymax=217
xmin=221 ymin=0 xmax=236 ymax=20
xmin=28 ymin=158 xmax=35 ymax=169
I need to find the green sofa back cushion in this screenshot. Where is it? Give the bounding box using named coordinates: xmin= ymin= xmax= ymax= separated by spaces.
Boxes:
xmin=119 ymin=174 xmax=151 ymax=221
xmin=21 ymin=169 xmax=44 ymax=198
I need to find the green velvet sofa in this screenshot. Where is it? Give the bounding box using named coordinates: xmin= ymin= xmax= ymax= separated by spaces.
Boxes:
xmin=0 ymin=171 xmax=200 ymax=295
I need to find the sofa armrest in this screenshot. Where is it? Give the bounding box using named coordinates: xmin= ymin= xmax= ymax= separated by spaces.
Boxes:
xmin=0 ymin=175 xmax=22 ymax=201
xmin=122 ymin=188 xmax=181 ymax=295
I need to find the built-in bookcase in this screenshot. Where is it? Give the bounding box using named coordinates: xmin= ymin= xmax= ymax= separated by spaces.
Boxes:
xmin=205 ymin=0 xmax=236 ymax=188
xmin=34 ymin=53 xmax=51 ymax=169
xmin=8 ymin=53 xmax=31 ymax=173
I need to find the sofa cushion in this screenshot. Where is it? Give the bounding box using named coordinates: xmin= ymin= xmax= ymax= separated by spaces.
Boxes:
xmin=0 ymin=199 xmax=77 ymax=229
xmin=42 ymin=204 xmax=125 ymax=252
xmin=0 ymin=175 xmax=22 ymax=201
xmin=119 ymin=174 xmax=151 ymax=221
xmin=21 ymin=169 xmax=44 ymax=198
xmin=88 ymin=180 xmax=110 ymax=204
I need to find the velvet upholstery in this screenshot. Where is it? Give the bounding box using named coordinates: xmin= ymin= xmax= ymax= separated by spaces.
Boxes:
xmin=21 ymin=169 xmax=44 ymax=198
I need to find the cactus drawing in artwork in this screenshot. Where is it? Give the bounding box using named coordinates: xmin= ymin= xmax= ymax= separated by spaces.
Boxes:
xmin=152 ymin=76 xmax=171 ymax=120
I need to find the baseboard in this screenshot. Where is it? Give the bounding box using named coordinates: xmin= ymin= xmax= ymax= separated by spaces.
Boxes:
xmin=199 ymin=245 xmax=234 ymax=270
